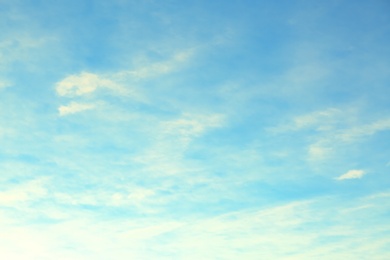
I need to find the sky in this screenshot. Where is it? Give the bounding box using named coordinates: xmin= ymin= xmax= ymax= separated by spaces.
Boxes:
xmin=0 ymin=0 xmax=390 ymax=259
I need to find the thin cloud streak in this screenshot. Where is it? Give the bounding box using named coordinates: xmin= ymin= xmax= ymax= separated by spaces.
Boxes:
xmin=58 ymin=102 xmax=96 ymax=116
xmin=336 ymin=169 xmax=367 ymax=180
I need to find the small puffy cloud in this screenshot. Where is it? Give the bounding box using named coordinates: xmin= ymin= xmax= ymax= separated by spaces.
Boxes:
xmin=58 ymin=102 xmax=95 ymax=116
xmin=56 ymin=72 xmax=119 ymax=97
xmin=336 ymin=169 xmax=366 ymax=180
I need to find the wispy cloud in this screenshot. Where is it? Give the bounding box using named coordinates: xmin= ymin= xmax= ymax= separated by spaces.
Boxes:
xmin=159 ymin=195 xmax=390 ymax=259
xmin=58 ymin=102 xmax=96 ymax=116
xmin=54 ymin=48 xmax=197 ymax=117
xmin=1 ymin=189 xmax=389 ymax=259
xmin=56 ymin=49 xmax=194 ymax=97
xmin=292 ymin=108 xmax=341 ymax=131
xmin=131 ymin=113 xmax=225 ymax=179
xmin=118 ymin=49 xmax=194 ymax=79
xmin=269 ymin=107 xmax=343 ymax=133
xmin=0 ymin=80 xmax=11 ymax=89
xmin=0 ymin=34 xmax=56 ymax=70
xmin=54 ymin=187 xmax=158 ymax=210
xmin=336 ymin=169 xmax=367 ymax=180
xmin=338 ymin=118 xmax=390 ymax=142
xmin=161 ymin=113 xmax=224 ymax=145
xmin=270 ymin=106 xmax=390 ymax=164
xmin=308 ymin=142 xmax=333 ymax=161
xmin=0 ymin=178 xmax=48 ymax=205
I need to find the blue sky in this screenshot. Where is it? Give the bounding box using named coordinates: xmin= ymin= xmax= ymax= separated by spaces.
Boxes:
xmin=1 ymin=0 xmax=390 ymax=259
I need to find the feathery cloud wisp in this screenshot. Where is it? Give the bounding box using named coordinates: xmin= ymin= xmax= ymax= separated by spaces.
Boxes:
xmin=336 ymin=169 xmax=367 ymax=180
xmin=58 ymin=102 xmax=95 ymax=116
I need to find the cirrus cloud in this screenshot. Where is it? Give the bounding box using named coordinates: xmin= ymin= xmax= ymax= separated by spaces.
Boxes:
xmin=58 ymin=102 xmax=96 ymax=116
xmin=336 ymin=169 xmax=367 ymax=180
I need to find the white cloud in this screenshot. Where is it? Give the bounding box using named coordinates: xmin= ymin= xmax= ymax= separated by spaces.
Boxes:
xmin=336 ymin=169 xmax=367 ymax=180
xmin=58 ymin=102 xmax=95 ymax=116
xmin=56 ymin=72 xmax=120 ymax=97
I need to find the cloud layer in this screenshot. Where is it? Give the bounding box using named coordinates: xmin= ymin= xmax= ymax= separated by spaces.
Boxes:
xmin=1 ymin=0 xmax=389 ymax=259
